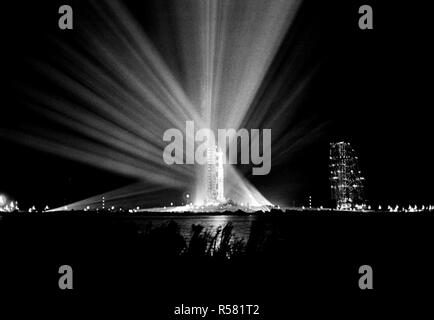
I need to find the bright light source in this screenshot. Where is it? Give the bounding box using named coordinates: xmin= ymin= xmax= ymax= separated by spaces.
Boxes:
xmin=14 ymin=0 xmax=311 ymax=211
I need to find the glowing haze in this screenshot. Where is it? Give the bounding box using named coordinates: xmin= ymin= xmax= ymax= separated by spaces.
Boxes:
xmin=1 ymin=0 xmax=321 ymax=210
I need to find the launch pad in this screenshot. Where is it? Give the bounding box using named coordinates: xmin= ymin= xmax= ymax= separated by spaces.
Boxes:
xmin=140 ymin=203 xmax=273 ymax=214
xmin=141 ymin=146 xmax=273 ymax=213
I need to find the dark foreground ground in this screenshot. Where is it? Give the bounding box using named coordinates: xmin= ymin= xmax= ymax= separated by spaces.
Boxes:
xmin=0 ymin=211 xmax=433 ymax=318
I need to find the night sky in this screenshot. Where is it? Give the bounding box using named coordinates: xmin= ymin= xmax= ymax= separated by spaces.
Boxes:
xmin=0 ymin=0 xmax=433 ymax=209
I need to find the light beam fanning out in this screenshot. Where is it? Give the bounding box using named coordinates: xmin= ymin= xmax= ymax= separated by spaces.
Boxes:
xmin=0 ymin=0 xmax=325 ymax=210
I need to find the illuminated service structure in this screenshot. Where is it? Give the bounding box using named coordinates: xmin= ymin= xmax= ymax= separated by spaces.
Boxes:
xmin=329 ymin=142 xmax=366 ymax=210
xmin=206 ymin=146 xmax=225 ymax=205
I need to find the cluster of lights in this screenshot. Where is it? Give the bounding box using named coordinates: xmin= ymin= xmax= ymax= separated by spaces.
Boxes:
xmin=84 ymin=205 xmax=123 ymax=212
xmin=301 ymin=206 xmax=334 ymax=212
xmin=383 ymin=205 xmax=434 ymax=213
xmin=0 ymin=195 xmax=19 ymax=213
xmin=298 ymin=204 xmax=434 ymax=213
xmin=128 ymin=206 xmax=142 ymax=213
xmin=26 ymin=205 xmax=50 ymax=213
xmin=139 ymin=201 xmax=274 ymax=214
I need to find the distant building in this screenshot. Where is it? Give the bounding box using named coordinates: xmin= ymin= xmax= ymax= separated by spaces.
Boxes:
xmin=206 ymin=146 xmax=225 ymax=204
xmin=329 ymin=142 xmax=365 ymax=209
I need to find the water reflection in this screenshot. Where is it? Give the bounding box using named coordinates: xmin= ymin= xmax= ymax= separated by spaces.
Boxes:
xmin=135 ymin=215 xmax=256 ymax=241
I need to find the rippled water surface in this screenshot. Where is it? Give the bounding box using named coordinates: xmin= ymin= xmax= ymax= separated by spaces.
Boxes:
xmin=133 ymin=215 xmax=258 ymax=240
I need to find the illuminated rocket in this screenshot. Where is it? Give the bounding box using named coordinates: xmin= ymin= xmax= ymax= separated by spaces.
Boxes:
xmin=206 ymin=146 xmax=225 ymax=204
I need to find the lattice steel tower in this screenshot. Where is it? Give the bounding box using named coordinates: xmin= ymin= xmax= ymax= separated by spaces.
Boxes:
xmin=329 ymin=142 xmax=365 ymax=209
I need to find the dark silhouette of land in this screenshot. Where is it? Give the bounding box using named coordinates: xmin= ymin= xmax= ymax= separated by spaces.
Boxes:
xmin=0 ymin=211 xmax=433 ymax=318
